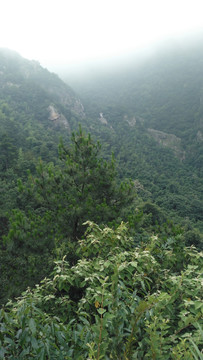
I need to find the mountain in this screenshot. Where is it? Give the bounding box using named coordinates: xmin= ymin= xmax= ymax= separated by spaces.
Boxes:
xmin=0 ymin=48 xmax=85 ymax=137
xmin=0 ymin=47 xmax=202 ymax=359
xmin=0 ymin=48 xmax=87 ymax=223
xmin=60 ymin=41 xmax=203 ymax=231
xmin=64 ymin=43 xmax=203 ymax=172
xmin=0 ymin=46 xmax=202 ymax=234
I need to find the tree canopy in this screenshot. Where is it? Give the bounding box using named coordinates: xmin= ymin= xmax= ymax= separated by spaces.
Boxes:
xmin=0 ymin=127 xmax=135 ymax=303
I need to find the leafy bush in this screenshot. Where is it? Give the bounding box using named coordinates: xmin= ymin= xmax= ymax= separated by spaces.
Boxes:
xmin=0 ymin=222 xmax=202 ymax=359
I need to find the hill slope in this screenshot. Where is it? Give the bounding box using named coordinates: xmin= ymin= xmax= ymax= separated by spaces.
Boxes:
xmin=61 ymin=42 xmax=203 ymax=230
xmin=0 ymin=47 xmax=202 ymax=233
xmin=0 ymin=47 xmax=202 ymax=307
xmin=0 ymin=48 xmax=87 ymax=220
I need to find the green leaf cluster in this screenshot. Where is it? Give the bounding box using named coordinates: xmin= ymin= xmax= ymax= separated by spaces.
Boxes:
xmin=0 ymin=222 xmax=202 ymax=359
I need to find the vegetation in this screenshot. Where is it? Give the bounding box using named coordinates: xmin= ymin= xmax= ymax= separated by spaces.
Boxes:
xmin=0 ymin=127 xmax=135 ymax=303
xmin=0 ymin=222 xmax=202 ymax=359
xmin=0 ymin=46 xmax=203 ymax=358
xmin=66 ymin=42 xmax=203 ymax=231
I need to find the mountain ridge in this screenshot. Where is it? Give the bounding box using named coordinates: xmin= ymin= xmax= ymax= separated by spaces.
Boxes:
xmin=0 ymin=47 xmax=202 ymax=233
xmin=0 ymin=48 xmax=85 ymax=123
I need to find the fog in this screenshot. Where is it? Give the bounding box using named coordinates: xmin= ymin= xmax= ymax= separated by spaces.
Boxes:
xmin=1 ymin=0 xmax=203 ymax=77
xmin=52 ymin=31 xmax=203 ymax=90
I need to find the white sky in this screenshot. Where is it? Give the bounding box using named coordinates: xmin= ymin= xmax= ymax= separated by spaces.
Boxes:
xmin=1 ymin=0 xmax=203 ymax=70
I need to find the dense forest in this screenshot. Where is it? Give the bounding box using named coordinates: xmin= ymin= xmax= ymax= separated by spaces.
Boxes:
xmin=0 ymin=46 xmax=202 ymax=359
xmin=63 ymin=43 xmax=203 ymax=231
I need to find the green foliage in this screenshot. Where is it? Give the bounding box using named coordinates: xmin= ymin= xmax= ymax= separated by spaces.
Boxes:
xmin=17 ymin=126 xmax=135 ymax=242
xmin=184 ymin=229 xmax=203 ymax=250
xmin=1 ymin=46 xmax=203 ymax=244
xmin=1 ymin=46 xmax=203 ymax=358
xmin=0 ymin=222 xmax=202 ymax=359
xmin=68 ymin=43 xmax=203 ymax=231
xmin=0 ymin=127 xmax=135 ymax=303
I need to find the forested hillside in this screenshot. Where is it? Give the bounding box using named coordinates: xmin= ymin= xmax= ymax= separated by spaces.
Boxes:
xmin=0 ymin=47 xmax=202 ymax=359
xmin=63 ymin=41 xmax=203 ymax=232
xmin=0 ymin=48 xmax=87 ymax=220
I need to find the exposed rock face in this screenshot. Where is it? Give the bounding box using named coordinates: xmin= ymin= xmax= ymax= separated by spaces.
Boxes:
xmin=70 ymin=98 xmax=85 ymax=119
xmin=124 ymin=114 xmax=136 ymax=126
xmin=124 ymin=114 xmax=145 ymax=126
xmin=48 ymin=105 xmax=60 ymax=121
xmin=30 ymin=68 xmax=86 ymax=119
xmin=48 ymin=105 xmax=70 ymax=131
xmin=147 ymin=128 xmax=185 ymax=160
xmin=99 ymin=113 xmax=108 ymax=125
xmin=0 ymin=48 xmax=86 ymax=121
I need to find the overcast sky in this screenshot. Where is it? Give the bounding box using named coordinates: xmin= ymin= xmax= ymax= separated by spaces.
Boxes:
xmin=1 ymin=0 xmax=203 ymax=71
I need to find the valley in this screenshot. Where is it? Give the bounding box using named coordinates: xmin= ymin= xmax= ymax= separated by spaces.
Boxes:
xmin=0 ymin=44 xmax=202 ymax=359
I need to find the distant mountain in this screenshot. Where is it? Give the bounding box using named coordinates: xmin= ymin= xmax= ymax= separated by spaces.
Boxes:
xmin=60 ymin=41 xmax=203 ymax=230
xmin=0 ymin=48 xmax=85 ymax=131
xmin=66 ymin=43 xmax=203 ymax=169
xmin=0 ymin=46 xmax=202 ymax=233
